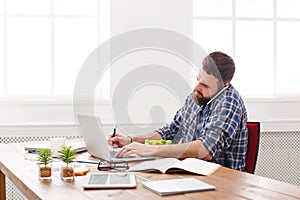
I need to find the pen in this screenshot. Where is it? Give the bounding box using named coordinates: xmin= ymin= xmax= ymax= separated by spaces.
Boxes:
xmin=112 ymin=125 xmax=117 ymax=146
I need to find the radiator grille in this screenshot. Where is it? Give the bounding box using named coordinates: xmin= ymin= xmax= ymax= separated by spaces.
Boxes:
xmin=0 ymin=135 xmax=80 ymax=144
xmin=255 ymin=131 xmax=300 ymax=186
xmin=0 ymin=130 xmax=299 ymax=199
xmin=5 ymin=180 xmax=27 ymax=200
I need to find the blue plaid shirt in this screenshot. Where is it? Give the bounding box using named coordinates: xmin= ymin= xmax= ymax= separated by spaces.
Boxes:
xmin=157 ymin=84 xmax=248 ymax=171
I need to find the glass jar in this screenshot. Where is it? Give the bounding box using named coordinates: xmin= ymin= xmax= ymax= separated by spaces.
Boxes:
xmin=39 ymin=164 xmax=52 ymax=180
xmin=60 ymin=163 xmax=75 ymax=180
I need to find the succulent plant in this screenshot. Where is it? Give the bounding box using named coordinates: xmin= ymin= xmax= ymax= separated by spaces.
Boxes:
xmin=58 ymin=146 xmax=77 ymax=168
xmin=36 ymin=148 xmax=53 ymax=166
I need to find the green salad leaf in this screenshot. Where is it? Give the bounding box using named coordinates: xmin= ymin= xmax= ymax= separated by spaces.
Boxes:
xmin=145 ymin=139 xmax=172 ymax=145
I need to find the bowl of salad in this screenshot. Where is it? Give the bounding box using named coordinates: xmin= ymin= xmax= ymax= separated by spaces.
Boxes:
xmin=145 ymin=139 xmax=172 ymax=145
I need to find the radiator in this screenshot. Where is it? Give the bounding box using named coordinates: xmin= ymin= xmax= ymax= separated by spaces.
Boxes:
xmin=255 ymin=131 xmax=300 ymax=186
xmin=0 ymin=127 xmax=299 ymax=200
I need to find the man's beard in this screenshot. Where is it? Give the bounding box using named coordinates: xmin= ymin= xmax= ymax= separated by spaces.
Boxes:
xmin=192 ymin=93 xmax=211 ymax=106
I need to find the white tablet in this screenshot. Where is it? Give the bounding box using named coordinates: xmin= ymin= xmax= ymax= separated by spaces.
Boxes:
xmin=82 ymin=173 xmax=136 ymax=189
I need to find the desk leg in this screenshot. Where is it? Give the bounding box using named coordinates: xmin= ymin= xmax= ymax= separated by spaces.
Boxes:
xmin=0 ymin=170 xmax=5 ymax=200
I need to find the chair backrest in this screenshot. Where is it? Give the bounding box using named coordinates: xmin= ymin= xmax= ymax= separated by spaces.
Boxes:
xmin=246 ymin=122 xmax=260 ymax=174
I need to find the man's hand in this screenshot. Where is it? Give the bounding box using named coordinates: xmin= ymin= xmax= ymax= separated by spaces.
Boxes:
xmin=108 ymin=133 xmax=131 ymax=148
xmin=115 ymin=140 xmax=212 ymax=160
xmin=116 ymin=142 xmax=159 ymax=157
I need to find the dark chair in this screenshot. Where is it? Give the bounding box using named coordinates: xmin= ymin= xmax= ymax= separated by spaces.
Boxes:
xmin=245 ymin=122 xmax=260 ymax=174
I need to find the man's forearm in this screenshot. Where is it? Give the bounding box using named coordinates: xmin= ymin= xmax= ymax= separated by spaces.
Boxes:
xmin=132 ymin=132 xmax=163 ymax=144
xmin=155 ymin=140 xmax=212 ymax=160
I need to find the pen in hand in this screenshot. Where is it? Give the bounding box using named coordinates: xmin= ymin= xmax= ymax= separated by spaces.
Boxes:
xmin=112 ymin=125 xmax=117 ymax=146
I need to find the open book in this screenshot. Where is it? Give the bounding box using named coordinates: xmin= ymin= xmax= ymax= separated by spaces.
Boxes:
xmin=129 ymin=158 xmax=220 ymax=176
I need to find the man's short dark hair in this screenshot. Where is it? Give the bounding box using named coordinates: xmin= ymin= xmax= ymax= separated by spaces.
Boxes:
xmin=202 ymin=51 xmax=235 ymax=84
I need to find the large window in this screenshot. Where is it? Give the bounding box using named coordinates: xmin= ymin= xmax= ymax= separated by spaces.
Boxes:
xmin=0 ymin=0 xmax=109 ymax=98
xmin=193 ymin=0 xmax=300 ymax=97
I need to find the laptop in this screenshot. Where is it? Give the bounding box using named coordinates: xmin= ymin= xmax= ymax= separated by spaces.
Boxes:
xmin=77 ymin=114 xmax=155 ymax=163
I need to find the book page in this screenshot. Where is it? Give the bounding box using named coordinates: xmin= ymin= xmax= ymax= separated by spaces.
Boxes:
xmin=129 ymin=158 xmax=178 ymax=173
xmin=170 ymin=158 xmax=220 ymax=175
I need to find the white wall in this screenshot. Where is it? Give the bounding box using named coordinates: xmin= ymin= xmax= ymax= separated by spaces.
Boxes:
xmin=108 ymin=0 xmax=193 ymax=126
xmin=246 ymin=98 xmax=300 ymax=132
xmin=110 ymin=0 xmax=192 ymax=35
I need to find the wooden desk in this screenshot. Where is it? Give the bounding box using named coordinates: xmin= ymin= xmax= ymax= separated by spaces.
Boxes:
xmin=0 ymin=143 xmax=299 ymax=200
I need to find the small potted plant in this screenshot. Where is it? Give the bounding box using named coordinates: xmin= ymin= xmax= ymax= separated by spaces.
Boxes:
xmin=36 ymin=148 xmax=53 ymax=180
xmin=58 ymin=145 xmax=77 ymax=180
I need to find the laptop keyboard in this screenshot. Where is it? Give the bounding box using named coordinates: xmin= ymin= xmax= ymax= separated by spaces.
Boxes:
xmin=109 ymin=147 xmax=138 ymax=158
xmin=110 ymin=149 xmax=118 ymax=157
xmin=108 ymin=147 xmax=121 ymax=158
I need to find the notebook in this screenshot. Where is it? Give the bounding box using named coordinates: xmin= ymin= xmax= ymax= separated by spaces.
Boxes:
xmin=142 ymin=178 xmax=215 ymax=196
xmin=24 ymin=140 xmax=87 ymax=154
xmin=77 ymin=114 xmax=155 ymax=163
